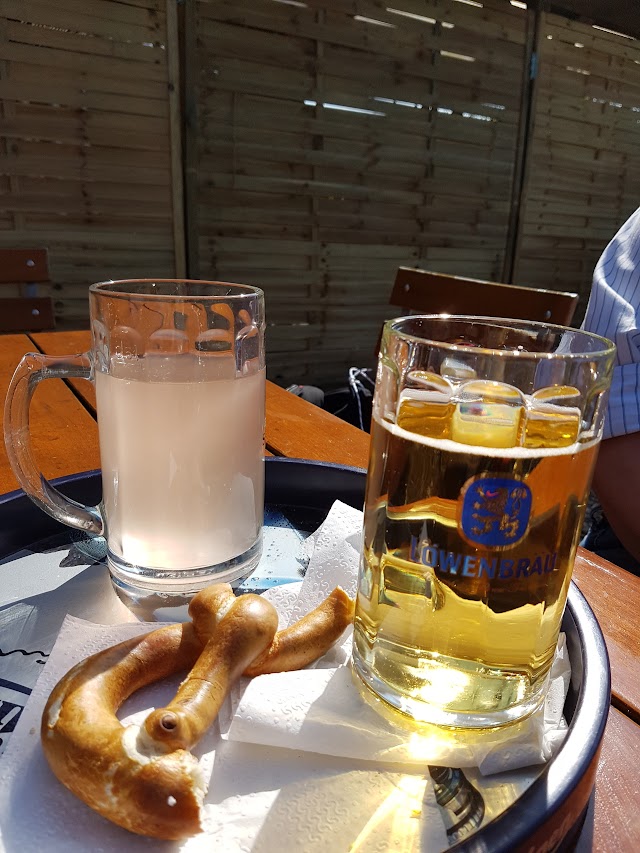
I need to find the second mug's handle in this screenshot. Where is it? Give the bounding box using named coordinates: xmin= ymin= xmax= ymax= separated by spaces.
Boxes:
xmin=3 ymin=350 xmax=104 ymax=535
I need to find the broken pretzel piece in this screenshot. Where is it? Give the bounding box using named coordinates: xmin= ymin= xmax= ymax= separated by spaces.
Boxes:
xmin=40 ymin=584 xmax=354 ymax=840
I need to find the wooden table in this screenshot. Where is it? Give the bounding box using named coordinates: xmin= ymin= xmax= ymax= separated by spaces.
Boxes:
xmin=1 ymin=330 xmax=639 ymax=849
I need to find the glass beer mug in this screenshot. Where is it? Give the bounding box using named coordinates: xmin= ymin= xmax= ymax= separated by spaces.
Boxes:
xmin=4 ymin=280 xmax=265 ymax=611
xmin=352 ymin=315 xmax=614 ymax=728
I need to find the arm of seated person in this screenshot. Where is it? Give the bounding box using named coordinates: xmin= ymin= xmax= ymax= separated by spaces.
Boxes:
xmin=592 ymin=432 xmax=640 ymax=563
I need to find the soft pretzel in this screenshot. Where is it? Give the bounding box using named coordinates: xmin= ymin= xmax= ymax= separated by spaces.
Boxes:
xmin=41 ymin=583 xmax=354 ymax=840
xmin=244 ymin=587 xmax=355 ymax=676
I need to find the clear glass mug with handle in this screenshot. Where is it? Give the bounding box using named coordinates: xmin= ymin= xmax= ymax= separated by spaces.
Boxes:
xmin=4 ymin=279 xmax=265 ymax=614
xmin=352 ymin=315 xmax=615 ymax=728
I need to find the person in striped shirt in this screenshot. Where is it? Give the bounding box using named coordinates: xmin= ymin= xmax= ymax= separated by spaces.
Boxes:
xmin=581 ymin=206 xmax=640 ymax=574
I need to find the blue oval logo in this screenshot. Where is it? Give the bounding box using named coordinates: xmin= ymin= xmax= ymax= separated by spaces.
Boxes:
xmin=460 ymin=476 xmax=532 ymax=548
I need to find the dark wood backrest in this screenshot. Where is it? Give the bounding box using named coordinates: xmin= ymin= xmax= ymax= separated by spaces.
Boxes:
xmin=0 ymin=249 xmax=54 ymax=332
xmin=0 ymin=298 xmax=55 ymax=333
xmin=390 ymin=268 xmax=579 ymax=326
xmin=0 ymin=249 xmax=50 ymax=284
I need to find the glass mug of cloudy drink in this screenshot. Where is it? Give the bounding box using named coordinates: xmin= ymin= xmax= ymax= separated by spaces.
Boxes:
xmin=4 ymin=280 xmax=265 ymax=609
xmin=352 ymin=315 xmax=614 ymax=728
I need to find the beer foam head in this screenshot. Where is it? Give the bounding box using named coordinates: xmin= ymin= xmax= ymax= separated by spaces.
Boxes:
xmin=377 ymin=414 xmax=597 ymax=459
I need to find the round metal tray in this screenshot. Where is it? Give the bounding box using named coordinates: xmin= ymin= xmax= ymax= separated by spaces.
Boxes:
xmin=0 ymin=457 xmax=609 ymax=851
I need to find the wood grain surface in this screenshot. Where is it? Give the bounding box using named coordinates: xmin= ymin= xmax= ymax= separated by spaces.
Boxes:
xmin=265 ymin=380 xmax=370 ymax=468
xmin=30 ymin=329 xmax=95 ymax=411
xmin=0 ymin=333 xmax=100 ymax=493
xmin=582 ymin=707 xmax=640 ymax=851
xmin=573 ymin=549 xmax=640 ymax=722
xmin=0 ymin=0 xmax=179 ymax=329
xmin=31 ymin=330 xmax=372 ymax=468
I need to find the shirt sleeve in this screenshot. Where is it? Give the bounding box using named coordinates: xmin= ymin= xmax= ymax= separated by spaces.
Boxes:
xmin=582 ymin=206 xmax=640 ymax=439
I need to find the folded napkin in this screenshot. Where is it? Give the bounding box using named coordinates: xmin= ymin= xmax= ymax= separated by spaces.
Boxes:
xmin=0 ymin=607 xmax=447 ymax=852
xmin=225 ymin=501 xmax=571 ymax=776
xmin=0 ymin=501 xmax=571 ymax=852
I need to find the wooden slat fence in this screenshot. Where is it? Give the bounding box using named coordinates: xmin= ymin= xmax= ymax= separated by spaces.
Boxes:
xmin=0 ymin=0 xmax=185 ymax=323
xmin=0 ymin=1 xmax=638 ymax=388
xmin=189 ymin=0 xmax=529 ymax=386
xmin=514 ymin=11 xmax=640 ymax=314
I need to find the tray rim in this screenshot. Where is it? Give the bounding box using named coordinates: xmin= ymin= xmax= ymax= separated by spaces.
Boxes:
xmin=0 ymin=459 xmax=610 ymax=851
xmin=0 ymin=456 xmax=369 ymax=506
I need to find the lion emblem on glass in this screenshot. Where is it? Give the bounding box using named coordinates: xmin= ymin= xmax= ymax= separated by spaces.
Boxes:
xmin=461 ymin=477 xmax=532 ymax=547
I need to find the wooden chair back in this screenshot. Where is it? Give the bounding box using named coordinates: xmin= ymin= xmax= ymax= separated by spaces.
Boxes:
xmin=390 ymin=268 xmax=578 ymax=326
xmin=0 ymin=249 xmax=55 ymax=332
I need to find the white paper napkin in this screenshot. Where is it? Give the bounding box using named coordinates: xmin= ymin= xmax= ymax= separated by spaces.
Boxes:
xmin=0 ymin=609 xmax=448 ymax=852
xmin=0 ymin=500 xmax=570 ymax=851
xmin=226 ymin=500 xmax=571 ymax=776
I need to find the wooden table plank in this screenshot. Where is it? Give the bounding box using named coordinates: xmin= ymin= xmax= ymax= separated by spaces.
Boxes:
xmin=31 ymin=332 xmax=372 ymax=468
xmin=573 ymin=548 xmax=640 ymax=722
xmin=30 ymin=329 xmax=95 ymax=412
xmin=31 ymin=331 xmax=368 ymax=465
xmin=0 ymin=333 xmax=101 ymax=494
xmin=583 ymin=707 xmax=640 ymax=850
xmin=31 ymin=330 xmax=92 ymax=354
xmin=265 ymin=380 xmax=370 ymax=468
xmin=32 ymin=329 xmax=372 ymax=466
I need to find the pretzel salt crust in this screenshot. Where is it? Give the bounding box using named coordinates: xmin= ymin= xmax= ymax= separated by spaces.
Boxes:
xmin=41 ymin=584 xmax=354 ymax=840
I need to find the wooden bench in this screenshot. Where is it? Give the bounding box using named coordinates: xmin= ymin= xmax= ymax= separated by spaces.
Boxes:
xmin=0 ymin=249 xmax=55 ymax=333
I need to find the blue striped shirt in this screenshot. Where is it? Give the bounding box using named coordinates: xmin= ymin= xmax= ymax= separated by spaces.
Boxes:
xmin=582 ymin=206 xmax=640 ymax=440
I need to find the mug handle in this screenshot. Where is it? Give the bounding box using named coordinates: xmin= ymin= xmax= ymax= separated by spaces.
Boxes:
xmin=3 ymin=351 xmax=104 ymax=535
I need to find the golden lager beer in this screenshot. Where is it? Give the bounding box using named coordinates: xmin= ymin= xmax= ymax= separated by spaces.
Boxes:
xmin=352 ymin=316 xmax=614 ymax=728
